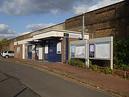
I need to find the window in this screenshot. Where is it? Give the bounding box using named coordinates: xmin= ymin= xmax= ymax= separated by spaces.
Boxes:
xmin=4 ymin=51 xmax=7 ymax=53
xmin=8 ymin=51 xmax=14 ymax=53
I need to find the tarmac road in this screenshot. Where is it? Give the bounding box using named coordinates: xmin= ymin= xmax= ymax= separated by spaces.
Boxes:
xmin=0 ymin=59 xmax=114 ymax=97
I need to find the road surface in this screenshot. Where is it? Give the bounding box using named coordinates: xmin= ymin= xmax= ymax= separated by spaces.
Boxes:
xmin=0 ymin=59 xmax=114 ymax=97
xmin=0 ymin=72 xmax=40 ymax=97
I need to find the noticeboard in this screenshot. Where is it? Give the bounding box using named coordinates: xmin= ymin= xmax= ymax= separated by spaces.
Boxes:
xmin=75 ymin=46 xmax=85 ymax=58
xmin=70 ymin=45 xmax=76 ymax=58
xmin=89 ymin=44 xmax=95 ymax=58
xmin=70 ymin=37 xmax=113 ymax=69
xmin=95 ymin=43 xmax=110 ymax=59
xmin=70 ymin=40 xmax=88 ymax=59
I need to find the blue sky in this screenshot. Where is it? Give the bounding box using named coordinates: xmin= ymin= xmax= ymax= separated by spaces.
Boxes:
xmin=0 ymin=0 xmax=123 ymax=38
xmin=0 ymin=12 xmax=73 ymax=33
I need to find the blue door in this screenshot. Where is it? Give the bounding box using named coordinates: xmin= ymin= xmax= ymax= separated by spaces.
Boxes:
xmin=48 ymin=40 xmax=61 ymax=62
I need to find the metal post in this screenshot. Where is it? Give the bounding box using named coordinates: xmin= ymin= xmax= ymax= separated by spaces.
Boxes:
xmin=82 ymin=13 xmax=85 ymax=40
xmin=85 ymin=40 xmax=89 ymax=68
xmin=82 ymin=13 xmax=89 ymax=68
xmin=110 ymin=37 xmax=113 ymax=70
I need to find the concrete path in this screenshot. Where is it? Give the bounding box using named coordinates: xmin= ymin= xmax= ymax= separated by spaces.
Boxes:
xmin=0 ymin=60 xmax=114 ymax=97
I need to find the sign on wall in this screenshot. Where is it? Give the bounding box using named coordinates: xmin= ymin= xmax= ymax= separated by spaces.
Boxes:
xmin=38 ymin=48 xmax=43 ymax=60
xmin=57 ymin=42 xmax=61 ymax=54
xmin=45 ymin=45 xmax=48 ymax=54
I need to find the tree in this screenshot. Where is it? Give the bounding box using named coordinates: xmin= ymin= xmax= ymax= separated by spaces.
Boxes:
xmin=0 ymin=39 xmax=10 ymax=52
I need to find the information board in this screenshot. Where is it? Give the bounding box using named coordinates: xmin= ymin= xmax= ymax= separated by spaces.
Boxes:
xmin=69 ymin=37 xmax=113 ymax=69
xmin=75 ymin=46 xmax=85 ymax=58
xmin=89 ymin=44 xmax=95 ymax=58
xmin=57 ymin=42 xmax=61 ymax=54
xmin=95 ymin=43 xmax=110 ymax=59
xmin=70 ymin=45 xmax=76 ymax=58
xmin=45 ymin=45 xmax=48 ymax=54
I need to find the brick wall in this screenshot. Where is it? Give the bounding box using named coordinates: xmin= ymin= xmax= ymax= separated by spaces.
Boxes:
xmin=65 ymin=1 xmax=129 ymax=39
xmin=8 ymin=40 xmax=15 ymax=51
xmin=14 ymin=44 xmax=23 ymax=59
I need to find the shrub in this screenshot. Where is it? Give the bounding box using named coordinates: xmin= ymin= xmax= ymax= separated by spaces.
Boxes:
xmin=117 ymin=64 xmax=129 ymax=71
xmin=68 ymin=59 xmax=85 ymax=68
xmin=104 ymin=67 xmax=113 ymax=74
xmin=90 ymin=65 xmax=98 ymax=71
xmin=90 ymin=65 xmax=112 ymax=74
xmin=114 ymin=38 xmax=129 ymax=68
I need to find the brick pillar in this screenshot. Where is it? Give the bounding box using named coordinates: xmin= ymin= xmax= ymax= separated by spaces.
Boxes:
xmin=62 ymin=33 xmax=69 ymax=63
xmin=62 ymin=33 xmax=79 ymax=63
xmin=62 ymin=37 xmax=67 ymax=63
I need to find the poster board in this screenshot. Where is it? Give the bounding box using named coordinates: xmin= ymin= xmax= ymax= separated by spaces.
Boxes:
xmin=89 ymin=44 xmax=95 ymax=58
xmin=70 ymin=40 xmax=88 ymax=59
xmin=70 ymin=45 xmax=76 ymax=58
xmin=45 ymin=45 xmax=48 ymax=54
xmin=95 ymin=43 xmax=110 ymax=59
xmin=75 ymin=46 xmax=85 ymax=58
xmin=57 ymin=42 xmax=61 ymax=54
xmin=38 ymin=48 xmax=43 ymax=60
xmin=70 ymin=37 xmax=113 ymax=69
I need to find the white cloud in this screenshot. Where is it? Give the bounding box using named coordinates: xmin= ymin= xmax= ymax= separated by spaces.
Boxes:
xmin=0 ymin=24 xmax=17 ymax=39
xmin=73 ymin=0 xmax=124 ymax=15
xmin=0 ymin=24 xmax=14 ymax=34
xmin=26 ymin=23 xmax=55 ymax=31
xmin=0 ymin=0 xmax=124 ymax=15
xmin=50 ymin=9 xmax=59 ymax=15
xmin=73 ymin=5 xmax=89 ymax=15
xmin=0 ymin=0 xmax=29 ymax=15
xmin=0 ymin=0 xmax=75 ymax=15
